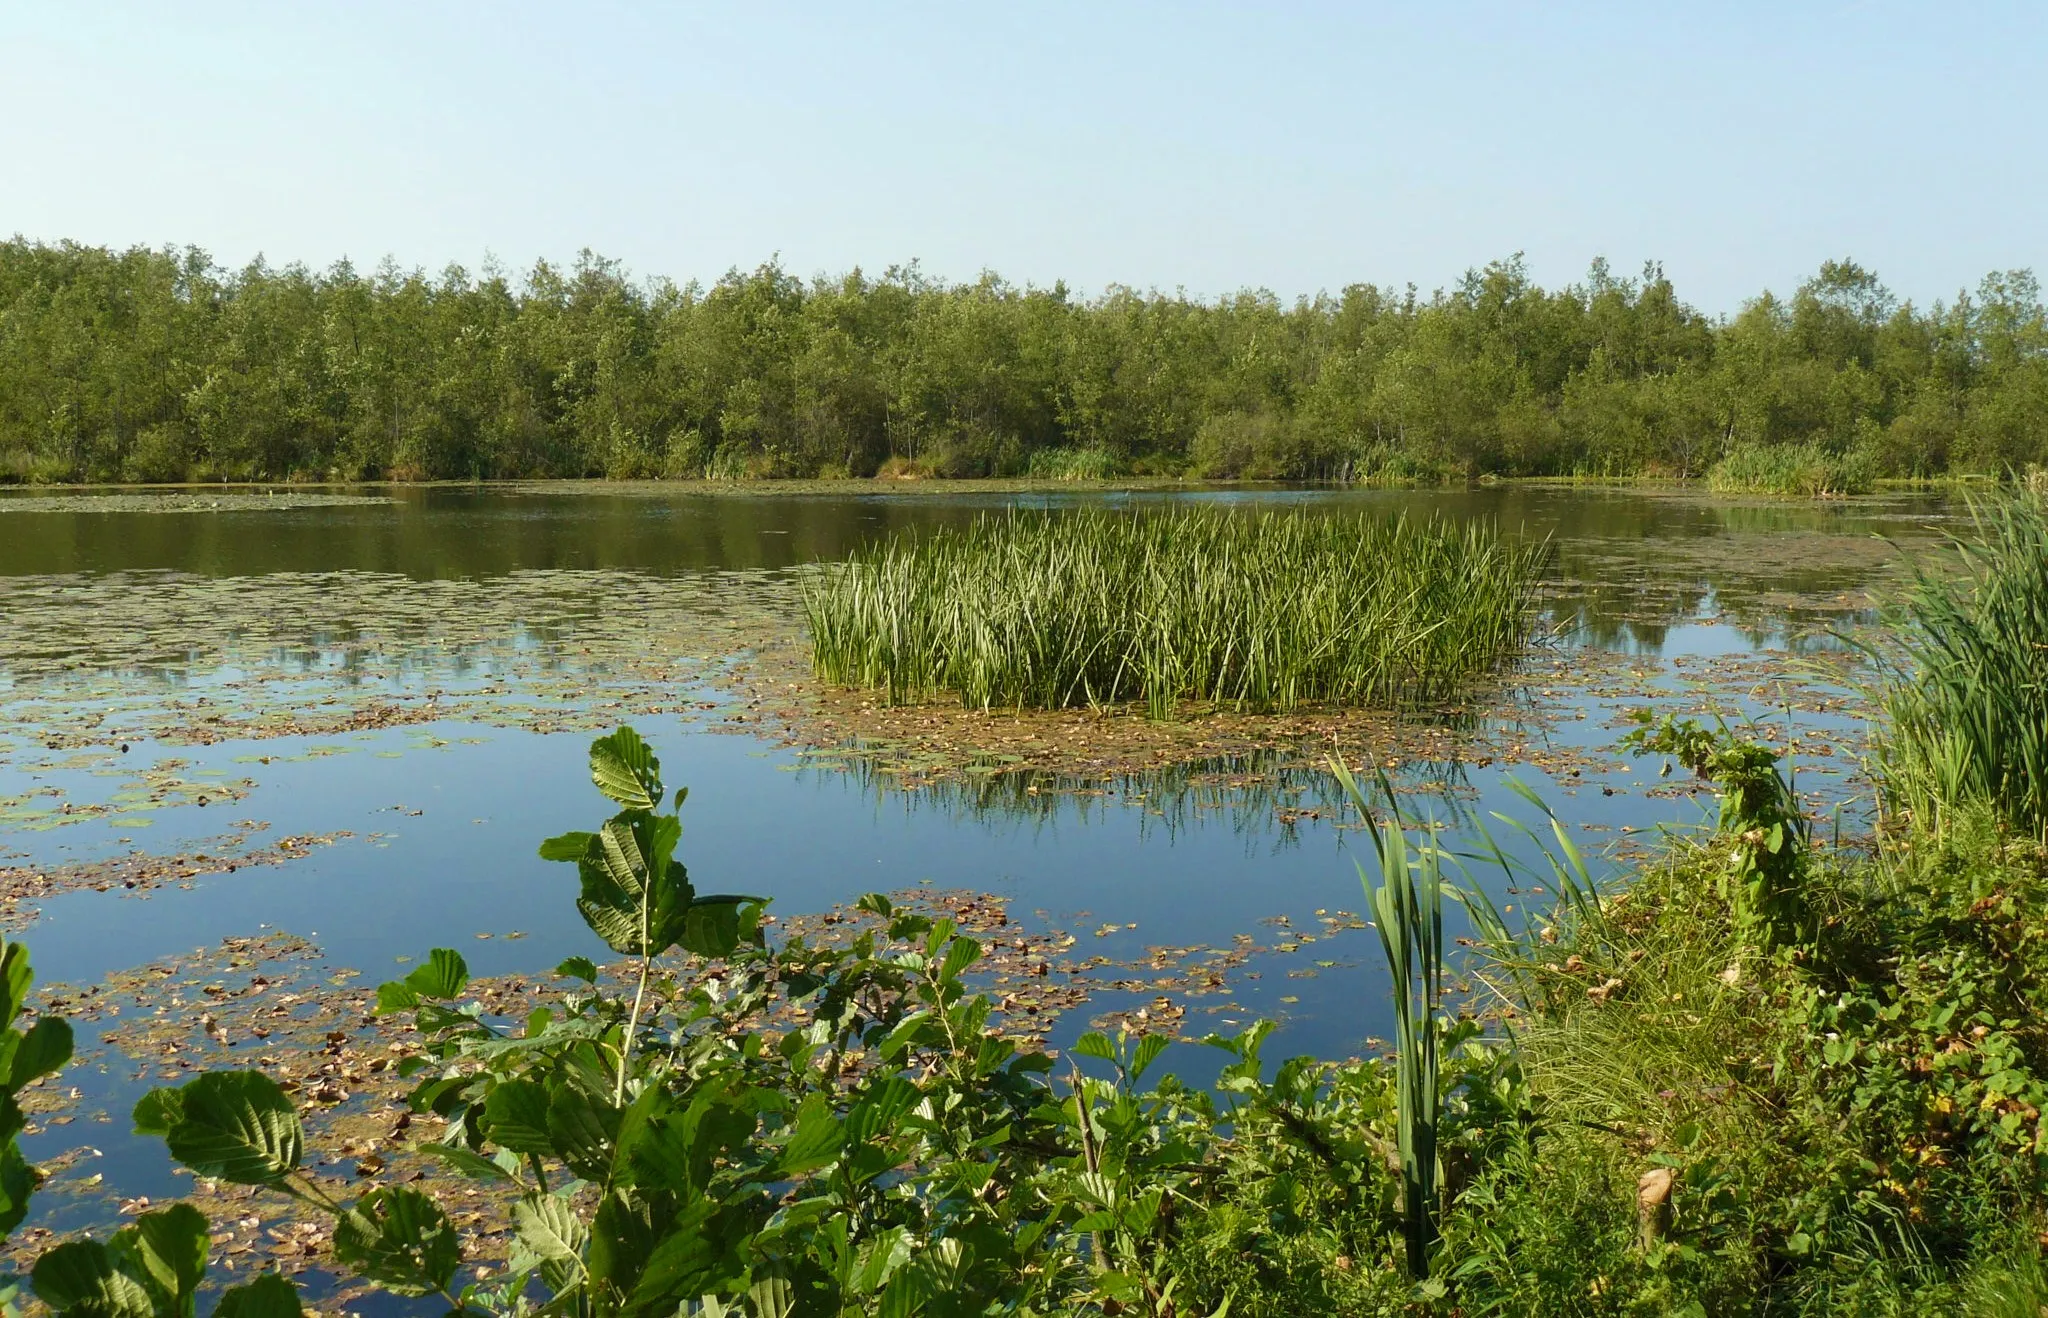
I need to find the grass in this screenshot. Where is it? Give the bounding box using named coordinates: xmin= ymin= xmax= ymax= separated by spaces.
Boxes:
xmin=1707 ymin=442 xmax=1875 ymax=496
xmin=800 ymin=507 xmax=1547 ymax=717
xmin=1869 ymin=493 xmax=2048 ymax=839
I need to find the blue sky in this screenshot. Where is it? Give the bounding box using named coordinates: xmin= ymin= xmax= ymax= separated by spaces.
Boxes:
xmin=6 ymin=2 xmax=2043 ymax=312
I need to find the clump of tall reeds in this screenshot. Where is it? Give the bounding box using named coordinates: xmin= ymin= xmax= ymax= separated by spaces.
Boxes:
xmin=1869 ymin=493 xmax=2048 ymax=838
xmin=801 ymin=508 xmax=1546 ymax=716
xmin=1706 ymin=442 xmax=1874 ymax=497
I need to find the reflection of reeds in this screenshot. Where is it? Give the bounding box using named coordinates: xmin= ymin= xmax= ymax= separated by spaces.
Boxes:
xmin=802 ymin=509 xmax=1545 ymax=716
xmin=1869 ymin=494 xmax=2048 ymax=838
xmin=799 ymin=738 xmax=1478 ymax=840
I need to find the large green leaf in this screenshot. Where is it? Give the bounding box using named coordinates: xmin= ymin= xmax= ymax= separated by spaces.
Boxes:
xmin=404 ymin=949 xmax=469 ymax=1000
xmin=129 ymin=1204 xmax=209 ymax=1318
xmin=510 ymin=1192 xmax=587 ymax=1278
xmin=589 ymin=727 xmax=660 ymax=811
xmin=0 ymin=1143 xmax=36 ymax=1239
xmin=538 ymin=830 xmax=597 ymax=863
xmin=31 ymin=1240 xmax=154 ymax=1318
xmin=332 ymin=1187 xmax=461 ymax=1297
xmin=547 ymin=1084 xmax=619 ymax=1181
xmin=211 ymin=1274 xmax=303 ymax=1318
xmin=155 ymin=1072 xmax=302 ymax=1187
xmin=0 ymin=944 xmax=30 ymax=1029
xmin=482 ymin=1079 xmax=555 ymax=1158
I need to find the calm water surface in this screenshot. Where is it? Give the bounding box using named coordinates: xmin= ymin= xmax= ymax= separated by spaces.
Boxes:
xmin=0 ymin=482 xmax=1948 ymax=1237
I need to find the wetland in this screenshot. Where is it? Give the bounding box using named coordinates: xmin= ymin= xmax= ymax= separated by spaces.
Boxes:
xmin=0 ymin=480 xmax=1980 ymax=1310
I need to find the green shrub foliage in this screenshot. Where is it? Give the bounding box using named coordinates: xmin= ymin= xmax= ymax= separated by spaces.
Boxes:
xmin=4 ymin=243 xmax=2045 ymax=485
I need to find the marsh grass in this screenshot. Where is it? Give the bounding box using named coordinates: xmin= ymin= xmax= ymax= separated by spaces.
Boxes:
xmin=1707 ymin=442 xmax=1875 ymax=496
xmin=1868 ymin=493 xmax=2048 ymax=838
xmin=802 ymin=508 xmax=1545 ymax=716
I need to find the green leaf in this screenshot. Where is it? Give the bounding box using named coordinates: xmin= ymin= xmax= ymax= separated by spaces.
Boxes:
xmin=845 ymin=1078 xmax=919 ymax=1147
xmin=373 ymin=981 xmax=419 ymax=1014
xmin=156 ymin=1072 xmax=302 ymax=1186
xmin=511 ymin=1192 xmax=586 ymax=1272
xmin=555 ymin=956 xmax=599 ymax=983
xmin=680 ymin=897 xmax=753 ymax=959
xmin=538 ymin=831 xmax=597 ymax=863
xmin=10 ymin=1016 xmax=72 ymax=1087
xmin=938 ymin=937 xmax=982 ymax=983
xmin=131 ymin=1088 xmax=184 ymax=1138
xmin=0 ymin=944 xmax=31 ymax=1028
xmin=423 ymin=1140 xmax=518 ymax=1184
xmin=482 ymin=1079 xmax=555 ymax=1158
xmin=403 ymin=949 xmax=469 ymax=1000
xmin=1070 ymin=1032 xmax=1117 ymax=1062
xmin=31 ymin=1240 xmax=154 ymax=1318
xmin=777 ymin=1095 xmax=844 ymax=1177
xmin=0 ymin=1143 xmax=35 ymax=1239
xmin=546 ymin=1085 xmax=619 ymax=1180
xmin=212 ymin=1274 xmax=303 ymax=1318
xmin=132 ymin=1203 xmax=209 ymax=1316
xmin=589 ymin=727 xmax=660 ymax=811
xmin=1130 ymin=1034 xmax=1171 ymax=1084
xmin=332 ymin=1187 xmax=461 ymax=1297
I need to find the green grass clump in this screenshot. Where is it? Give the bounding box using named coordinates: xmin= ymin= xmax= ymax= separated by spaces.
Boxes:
xmin=801 ymin=508 xmax=1546 ymax=716
xmin=1707 ymin=442 xmax=1875 ymax=496
xmin=1871 ymin=494 xmax=2048 ymax=839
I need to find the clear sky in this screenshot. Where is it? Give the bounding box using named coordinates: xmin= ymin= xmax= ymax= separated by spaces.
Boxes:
xmin=5 ymin=2 xmax=2043 ymax=313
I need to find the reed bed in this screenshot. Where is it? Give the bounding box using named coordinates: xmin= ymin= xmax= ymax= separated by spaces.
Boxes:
xmin=801 ymin=508 xmax=1546 ymax=716
xmin=1871 ymin=493 xmax=2048 ymax=838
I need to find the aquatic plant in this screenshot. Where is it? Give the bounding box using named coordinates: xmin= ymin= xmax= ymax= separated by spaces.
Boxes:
xmin=1332 ymin=760 xmax=1447 ymax=1280
xmin=1706 ymin=442 xmax=1875 ymax=497
xmin=802 ymin=508 xmax=1546 ymax=717
xmin=1868 ymin=494 xmax=2048 ymax=838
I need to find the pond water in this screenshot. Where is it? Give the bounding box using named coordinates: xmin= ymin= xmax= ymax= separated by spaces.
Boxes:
xmin=0 ymin=481 xmax=1950 ymax=1257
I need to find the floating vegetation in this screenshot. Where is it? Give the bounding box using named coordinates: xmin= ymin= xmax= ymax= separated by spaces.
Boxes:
xmin=803 ymin=509 xmax=1548 ymax=716
xmin=0 ymin=492 xmax=393 ymax=514
xmin=0 ymin=828 xmax=348 ymax=928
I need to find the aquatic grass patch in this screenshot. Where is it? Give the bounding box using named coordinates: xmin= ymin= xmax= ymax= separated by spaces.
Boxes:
xmin=1867 ymin=494 xmax=2048 ymax=838
xmin=802 ymin=508 xmax=1547 ymax=716
xmin=1706 ymin=443 xmax=1875 ymax=497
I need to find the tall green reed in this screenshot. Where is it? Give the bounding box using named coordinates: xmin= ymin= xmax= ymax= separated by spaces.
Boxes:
xmin=1332 ymin=758 xmax=1446 ymax=1280
xmin=1866 ymin=494 xmax=2048 ymax=838
xmin=803 ymin=508 xmax=1545 ymax=716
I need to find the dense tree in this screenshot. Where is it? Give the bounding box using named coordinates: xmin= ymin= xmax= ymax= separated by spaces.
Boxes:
xmin=1 ymin=238 xmax=2042 ymax=483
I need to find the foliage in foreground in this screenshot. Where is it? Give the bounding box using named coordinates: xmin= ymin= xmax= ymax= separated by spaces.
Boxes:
xmin=8 ymin=708 xmax=2048 ymax=1309
xmin=802 ymin=508 xmax=1546 ymax=716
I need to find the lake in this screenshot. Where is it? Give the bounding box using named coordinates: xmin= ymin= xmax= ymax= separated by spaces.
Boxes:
xmin=0 ymin=480 xmax=1947 ymax=1260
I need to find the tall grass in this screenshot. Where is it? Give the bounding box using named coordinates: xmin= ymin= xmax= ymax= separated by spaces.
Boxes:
xmin=1332 ymin=760 xmax=1447 ymax=1280
xmin=1706 ymin=442 xmax=1874 ymax=496
xmin=801 ymin=508 xmax=1546 ymax=716
xmin=1869 ymin=494 xmax=2048 ymax=838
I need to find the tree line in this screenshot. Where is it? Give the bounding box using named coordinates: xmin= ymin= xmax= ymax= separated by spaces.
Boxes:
xmin=2 ymin=237 xmax=2043 ymax=484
